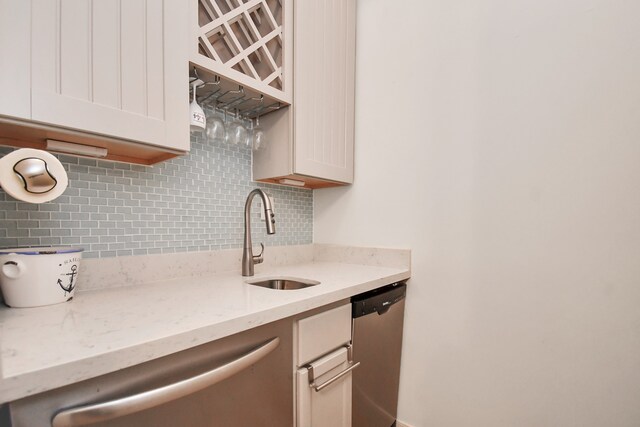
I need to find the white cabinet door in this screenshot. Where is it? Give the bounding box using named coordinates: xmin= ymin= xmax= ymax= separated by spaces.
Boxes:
xmin=293 ymin=0 xmax=356 ymax=184
xmin=29 ymin=0 xmax=188 ymax=152
xmin=297 ymin=347 xmax=353 ymax=427
xmin=0 ymin=0 xmax=30 ymax=120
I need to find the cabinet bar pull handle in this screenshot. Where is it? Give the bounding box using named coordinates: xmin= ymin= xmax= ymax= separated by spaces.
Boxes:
xmin=51 ymin=337 xmax=280 ymax=427
xmin=312 ymin=361 xmax=361 ymax=392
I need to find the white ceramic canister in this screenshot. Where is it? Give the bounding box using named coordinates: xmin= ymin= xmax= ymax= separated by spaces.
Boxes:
xmin=0 ymin=247 xmax=83 ymax=308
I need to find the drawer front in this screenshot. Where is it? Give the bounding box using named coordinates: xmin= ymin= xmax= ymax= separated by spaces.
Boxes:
xmin=297 ymin=303 xmax=351 ymax=366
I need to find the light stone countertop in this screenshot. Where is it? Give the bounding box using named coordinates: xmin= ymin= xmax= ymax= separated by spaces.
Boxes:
xmin=0 ymin=245 xmax=410 ymax=403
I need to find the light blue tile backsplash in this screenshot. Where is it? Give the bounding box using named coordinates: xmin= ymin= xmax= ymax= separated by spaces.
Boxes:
xmin=0 ymin=135 xmax=313 ymax=258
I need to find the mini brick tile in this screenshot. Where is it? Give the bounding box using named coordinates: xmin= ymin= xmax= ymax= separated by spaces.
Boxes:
xmin=39 ymin=237 xmax=61 ymax=245
xmin=106 ymin=184 xmax=124 ymax=193
xmin=16 ymin=220 xmax=39 ymax=229
xmin=61 ymin=220 xmax=81 ymax=228
xmin=69 ymin=164 xmax=89 ymax=174
xmin=8 ymin=229 xmax=30 ymax=238
xmin=72 ymin=180 xmax=90 ymax=189
xmin=81 ymin=204 xmax=101 ymax=213
xmin=98 ymin=190 xmax=116 ymax=199
xmin=17 ymin=237 xmax=41 ymax=246
xmin=98 ymin=175 xmax=117 ymax=184
xmin=0 ymin=138 xmax=313 ymax=256
xmin=116 ymin=207 xmax=134 ymax=215
xmin=71 ymin=213 xmax=91 ymax=221
xmin=91 ymin=243 xmax=109 ymax=251
xmin=16 ymin=203 xmax=38 ymax=211
xmin=40 ymin=220 xmax=62 ymax=228
xmin=0 ymin=238 xmax=19 ymax=247
xmin=91 ymin=213 xmax=109 ymax=221
xmin=89 ymin=182 xmax=108 ymax=190
xmin=91 ymin=228 xmax=109 ymax=236
xmin=29 ymin=211 xmax=51 ymax=220
xmin=78 ymin=158 xmax=97 ymax=167
xmin=61 ymin=205 xmax=80 ymax=213
xmin=6 ymin=211 xmax=29 ymax=220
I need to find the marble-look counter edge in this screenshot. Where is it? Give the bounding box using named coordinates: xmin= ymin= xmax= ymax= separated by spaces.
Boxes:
xmin=0 ymin=262 xmax=409 ymax=403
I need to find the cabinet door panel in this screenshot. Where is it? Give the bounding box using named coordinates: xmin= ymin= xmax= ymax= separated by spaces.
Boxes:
xmin=297 ymin=349 xmax=353 ymax=427
xmin=59 ymin=0 xmax=91 ymax=102
xmin=92 ymin=1 xmax=121 ymax=109
xmin=0 ymin=0 xmax=30 ymax=119
xmin=30 ymin=0 xmax=188 ymax=151
xmin=294 ymin=0 xmax=355 ymax=184
xmin=146 ymin=3 xmax=165 ymax=121
xmin=121 ymin=0 xmax=149 ymax=117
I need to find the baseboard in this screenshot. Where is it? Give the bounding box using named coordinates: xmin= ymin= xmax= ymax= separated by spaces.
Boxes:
xmin=397 ymin=421 xmax=415 ymax=427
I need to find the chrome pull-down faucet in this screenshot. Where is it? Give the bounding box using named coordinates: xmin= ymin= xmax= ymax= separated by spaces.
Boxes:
xmin=242 ymin=188 xmax=275 ymax=276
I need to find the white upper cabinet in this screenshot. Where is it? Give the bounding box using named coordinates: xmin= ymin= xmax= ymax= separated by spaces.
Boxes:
xmin=253 ymin=0 xmax=356 ymax=188
xmin=292 ymin=0 xmax=355 ymax=184
xmin=0 ymin=0 xmax=189 ymax=164
xmin=30 ymin=0 xmax=188 ymax=152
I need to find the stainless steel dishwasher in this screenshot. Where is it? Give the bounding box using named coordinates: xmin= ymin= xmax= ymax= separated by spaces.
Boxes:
xmin=351 ymin=282 xmax=407 ymax=427
xmin=3 ymin=318 xmax=293 ymax=427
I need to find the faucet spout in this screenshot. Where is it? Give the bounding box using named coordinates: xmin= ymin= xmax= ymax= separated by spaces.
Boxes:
xmin=242 ymin=189 xmax=276 ymax=276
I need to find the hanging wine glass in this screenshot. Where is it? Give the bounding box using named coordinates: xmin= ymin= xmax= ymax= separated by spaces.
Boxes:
xmin=252 ymin=115 xmax=267 ymax=151
xmin=206 ymin=104 xmax=225 ymax=143
xmin=189 ymin=81 xmax=206 ymax=136
xmin=226 ymin=109 xmax=248 ymax=145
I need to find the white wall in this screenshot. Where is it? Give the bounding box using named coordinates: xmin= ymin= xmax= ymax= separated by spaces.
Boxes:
xmin=314 ymin=0 xmax=640 ymax=426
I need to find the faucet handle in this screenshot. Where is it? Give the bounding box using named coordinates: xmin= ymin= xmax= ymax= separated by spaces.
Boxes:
xmin=253 ymin=243 xmax=265 ymax=264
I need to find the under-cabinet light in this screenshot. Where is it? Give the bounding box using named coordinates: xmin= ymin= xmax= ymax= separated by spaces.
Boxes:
xmin=46 ymin=140 xmax=108 ymax=158
xmin=279 ymin=178 xmax=305 ymax=187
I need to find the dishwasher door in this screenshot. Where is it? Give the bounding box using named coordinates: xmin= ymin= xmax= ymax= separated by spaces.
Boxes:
xmin=352 ymin=282 xmax=406 ymax=427
xmin=6 ymin=318 xmax=293 ymax=427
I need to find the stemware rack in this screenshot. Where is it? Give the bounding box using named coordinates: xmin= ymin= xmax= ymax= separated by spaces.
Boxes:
xmin=190 ymin=0 xmax=292 ymax=106
xmin=189 ymin=66 xmax=285 ymax=120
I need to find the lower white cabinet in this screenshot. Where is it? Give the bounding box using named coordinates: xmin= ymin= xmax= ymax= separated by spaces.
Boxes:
xmin=295 ymin=303 xmax=353 ymax=427
xmin=297 ymin=346 xmax=352 ymax=427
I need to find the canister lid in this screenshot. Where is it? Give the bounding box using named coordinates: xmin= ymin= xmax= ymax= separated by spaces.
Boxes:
xmin=0 ymin=247 xmax=84 ymax=255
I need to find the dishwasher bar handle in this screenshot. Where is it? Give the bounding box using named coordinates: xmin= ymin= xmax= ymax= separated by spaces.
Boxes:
xmin=51 ymin=337 xmax=281 ymax=427
xmin=312 ymin=361 xmax=361 ymax=392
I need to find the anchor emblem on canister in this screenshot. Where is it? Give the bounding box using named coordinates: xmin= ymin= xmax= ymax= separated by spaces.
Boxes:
xmin=58 ymin=264 xmax=78 ymax=295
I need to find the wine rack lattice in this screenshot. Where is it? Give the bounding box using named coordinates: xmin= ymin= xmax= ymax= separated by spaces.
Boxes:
xmin=197 ymin=0 xmax=285 ymax=94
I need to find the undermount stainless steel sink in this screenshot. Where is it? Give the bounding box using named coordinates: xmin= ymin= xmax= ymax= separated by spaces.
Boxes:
xmin=246 ymin=277 xmax=320 ymax=290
